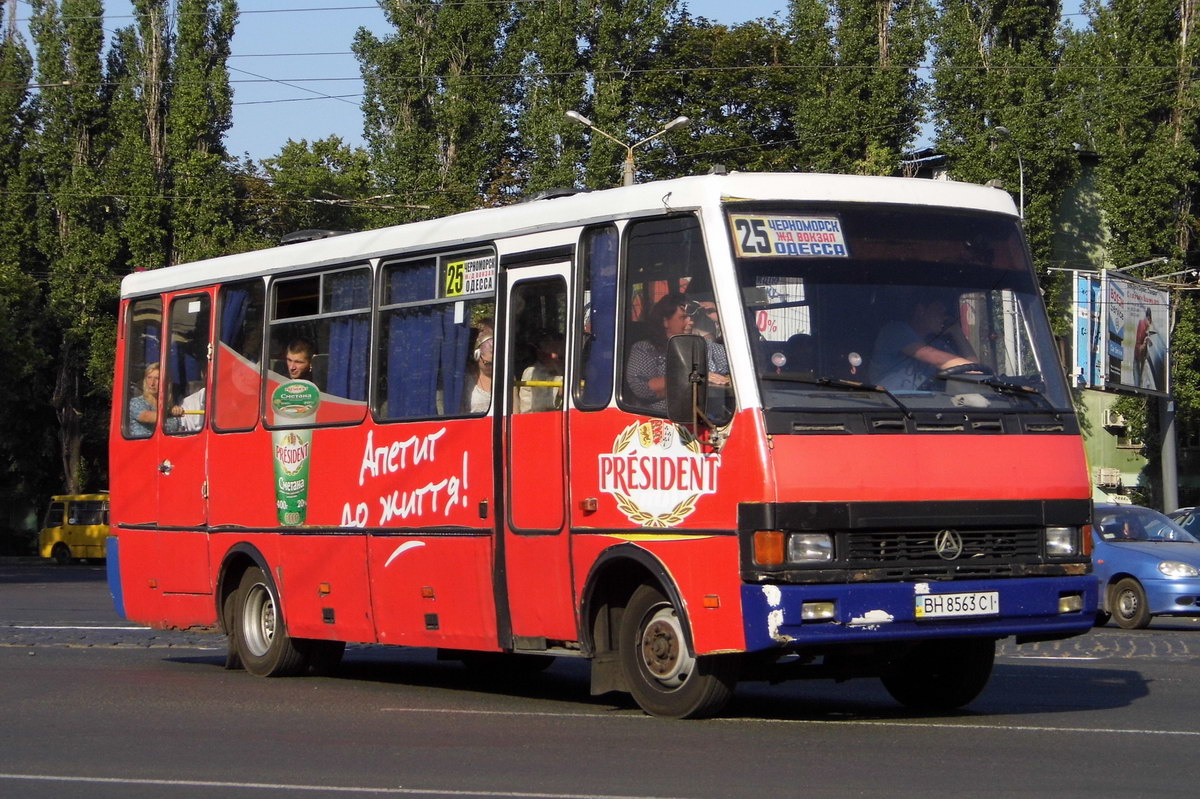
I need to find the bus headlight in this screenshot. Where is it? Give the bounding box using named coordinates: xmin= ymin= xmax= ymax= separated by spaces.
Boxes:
xmin=1045 ymin=526 xmax=1079 ymax=557
xmin=1159 ymin=561 xmax=1200 ymax=579
xmin=788 ymin=533 xmax=833 ymax=563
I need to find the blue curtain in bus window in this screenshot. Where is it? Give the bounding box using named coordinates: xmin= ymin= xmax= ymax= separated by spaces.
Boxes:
xmin=583 ymin=228 xmax=618 ymax=406
xmin=440 ymin=309 xmax=469 ymax=413
xmin=327 ymin=271 xmax=370 ymax=400
xmin=388 ymin=263 xmax=439 ymax=416
xmin=220 ymin=287 xmax=249 ymax=348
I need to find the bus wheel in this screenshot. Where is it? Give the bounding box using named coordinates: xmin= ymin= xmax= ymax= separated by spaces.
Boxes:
xmin=52 ymin=544 xmax=71 ymax=566
xmin=619 ymin=584 xmax=737 ymax=719
xmin=237 ymin=566 xmax=307 ymax=677
xmin=881 ymin=638 xmax=994 ymax=711
xmin=1111 ymin=578 xmax=1152 ymax=630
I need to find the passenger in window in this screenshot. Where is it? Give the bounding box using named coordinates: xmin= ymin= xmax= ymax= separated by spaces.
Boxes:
xmin=689 ymin=299 xmax=730 ymax=388
xmin=626 ymin=293 xmax=694 ymax=414
xmin=167 ymin=365 xmax=207 ymax=433
xmin=463 ymin=319 xmax=495 ymax=413
xmin=285 ymin=338 xmax=316 ymax=381
xmin=128 ymin=363 xmax=170 ymax=438
xmin=868 ymin=292 xmax=980 ymax=391
xmin=518 ymin=331 xmax=565 ymax=412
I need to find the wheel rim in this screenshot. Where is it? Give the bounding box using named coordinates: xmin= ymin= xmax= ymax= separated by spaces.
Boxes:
xmin=638 ymin=605 xmax=695 ymax=689
xmin=1116 ymin=588 xmax=1139 ymax=620
xmin=241 ymin=582 xmax=276 ymax=657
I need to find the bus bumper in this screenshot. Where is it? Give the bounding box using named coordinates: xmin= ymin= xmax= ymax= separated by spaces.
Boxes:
xmin=740 ymin=576 xmax=1096 ymax=652
xmin=106 ymin=536 xmax=126 ymax=620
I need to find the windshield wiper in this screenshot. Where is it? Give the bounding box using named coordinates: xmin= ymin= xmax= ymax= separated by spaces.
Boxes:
xmin=934 ymin=372 xmax=1055 ymax=409
xmin=761 ymin=373 xmax=912 ymax=418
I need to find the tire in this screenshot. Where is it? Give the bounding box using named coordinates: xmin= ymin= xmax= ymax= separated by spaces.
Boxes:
xmin=881 ymin=638 xmax=995 ymax=711
xmin=618 ymin=584 xmax=738 ymax=719
xmin=1111 ymin=578 xmax=1152 ymax=630
xmin=1094 ymin=609 xmax=1112 ymax=627
xmin=236 ymin=566 xmax=308 ymax=677
xmin=52 ymin=544 xmax=71 ymax=566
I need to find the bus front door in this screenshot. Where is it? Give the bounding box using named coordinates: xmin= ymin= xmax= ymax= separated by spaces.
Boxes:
xmin=155 ymin=292 xmax=213 ymax=594
xmin=501 ymin=268 xmax=576 ymax=644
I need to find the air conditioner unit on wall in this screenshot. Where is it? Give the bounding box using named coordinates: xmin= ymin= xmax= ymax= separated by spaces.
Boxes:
xmin=1104 ymin=409 xmax=1127 ymax=430
xmin=1094 ymin=467 xmax=1123 ymax=488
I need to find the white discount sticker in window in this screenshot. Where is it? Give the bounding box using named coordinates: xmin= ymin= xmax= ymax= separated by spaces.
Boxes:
xmin=444 ymin=255 xmax=496 ymax=297
xmin=730 ymin=215 xmax=849 ymax=258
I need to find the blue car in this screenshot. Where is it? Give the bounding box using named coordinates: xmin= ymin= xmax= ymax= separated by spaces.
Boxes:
xmin=1167 ymin=506 xmax=1200 ymax=537
xmin=1092 ymin=504 xmax=1200 ymax=629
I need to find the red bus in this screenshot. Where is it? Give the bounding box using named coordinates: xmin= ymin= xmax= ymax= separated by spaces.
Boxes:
xmin=107 ymin=172 xmax=1096 ymax=718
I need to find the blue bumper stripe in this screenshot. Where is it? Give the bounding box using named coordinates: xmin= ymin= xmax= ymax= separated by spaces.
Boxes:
xmin=741 ymin=576 xmax=1096 ymax=651
xmin=105 ymin=536 xmax=126 ymax=620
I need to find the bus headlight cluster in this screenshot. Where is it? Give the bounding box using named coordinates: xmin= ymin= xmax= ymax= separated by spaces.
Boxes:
xmin=1045 ymin=526 xmax=1079 ymax=557
xmin=753 ymin=531 xmax=834 ymax=565
xmin=787 ymin=533 xmax=834 ymax=563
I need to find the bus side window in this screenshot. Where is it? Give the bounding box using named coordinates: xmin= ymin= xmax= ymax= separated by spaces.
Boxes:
xmin=376 ymin=250 xmax=496 ymax=419
xmin=214 ymin=280 xmax=265 ymax=432
xmin=123 ymin=297 xmax=163 ymax=439
xmin=164 ymin=294 xmax=211 ymax=436
xmin=574 ymin=225 xmax=618 ymax=409
xmin=269 ymin=267 xmax=370 ymax=420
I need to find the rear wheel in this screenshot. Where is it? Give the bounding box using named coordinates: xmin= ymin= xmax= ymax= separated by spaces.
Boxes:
xmin=52 ymin=543 xmax=71 ymax=566
xmin=1111 ymin=578 xmax=1152 ymax=630
xmin=881 ymin=638 xmax=995 ymax=711
xmin=237 ymin=566 xmax=307 ymax=677
xmin=618 ymin=584 xmax=738 ymax=719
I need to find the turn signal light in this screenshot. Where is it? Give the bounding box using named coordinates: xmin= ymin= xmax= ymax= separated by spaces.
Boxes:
xmin=753 ymin=530 xmax=785 ymax=566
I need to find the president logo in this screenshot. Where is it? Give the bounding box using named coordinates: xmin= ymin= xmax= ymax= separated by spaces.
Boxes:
xmin=598 ymin=421 xmax=720 ymax=527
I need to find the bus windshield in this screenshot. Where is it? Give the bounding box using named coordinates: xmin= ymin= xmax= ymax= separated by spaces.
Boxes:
xmin=729 ymin=203 xmax=1071 ymax=414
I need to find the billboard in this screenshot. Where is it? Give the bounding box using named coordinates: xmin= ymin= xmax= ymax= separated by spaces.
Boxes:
xmin=1072 ymin=270 xmax=1170 ymax=396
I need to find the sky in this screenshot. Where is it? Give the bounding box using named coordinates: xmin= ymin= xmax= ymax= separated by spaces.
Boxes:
xmin=21 ymin=1 xmax=1085 ymax=163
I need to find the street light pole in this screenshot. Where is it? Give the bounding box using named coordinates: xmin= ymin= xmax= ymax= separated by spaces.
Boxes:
xmin=992 ymin=125 xmax=1024 ymax=219
xmin=565 ymin=111 xmax=690 ymax=186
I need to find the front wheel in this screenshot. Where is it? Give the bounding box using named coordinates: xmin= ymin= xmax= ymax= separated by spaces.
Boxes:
xmin=1111 ymin=578 xmax=1152 ymax=630
xmin=618 ymin=584 xmax=738 ymax=719
xmin=52 ymin=543 xmax=71 ymax=566
xmin=237 ymin=566 xmax=308 ymax=677
xmin=881 ymin=638 xmax=995 ymax=711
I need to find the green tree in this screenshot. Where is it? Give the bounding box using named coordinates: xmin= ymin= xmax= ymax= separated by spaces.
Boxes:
xmin=354 ymin=0 xmax=516 ymax=219
xmin=931 ymin=0 xmax=1078 ymax=282
xmin=29 ymin=0 xmax=121 ymax=493
xmin=253 ymin=136 xmax=377 ymax=240
xmin=168 ymin=0 xmax=238 ymax=263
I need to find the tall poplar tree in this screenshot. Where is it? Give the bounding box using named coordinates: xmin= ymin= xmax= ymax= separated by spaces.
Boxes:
xmin=168 ymin=0 xmax=238 ymax=263
xmin=354 ymin=0 xmax=516 ymax=219
xmin=931 ymin=0 xmax=1077 ymax=273
xmin=510 ymin=0 xmax=589 ymax=193
xmin=0 ymin=3 xmax=58 ymax=513
xmin=30 ymin=0 xmax=120 ymax=492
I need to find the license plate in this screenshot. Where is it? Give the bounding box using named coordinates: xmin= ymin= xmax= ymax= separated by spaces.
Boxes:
xmin=915 ymin=591 xmax=1000 ymax=619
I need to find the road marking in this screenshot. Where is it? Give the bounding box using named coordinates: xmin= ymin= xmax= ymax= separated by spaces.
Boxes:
xmin=0 ymin=774 xmax=685 ymax=798
xmin=7 ymin=625 xmax=151 ymax=631
xmin=380 ymin=707 xmax=1200 ymax=737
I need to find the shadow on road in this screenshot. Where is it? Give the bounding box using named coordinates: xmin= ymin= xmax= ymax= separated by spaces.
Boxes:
xmin=163 ymin=643 xmax=1150 ymax=722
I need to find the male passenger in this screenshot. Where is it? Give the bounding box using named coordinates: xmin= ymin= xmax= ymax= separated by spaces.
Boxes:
xmin=286 ymin=339 xmax=315 ymax=381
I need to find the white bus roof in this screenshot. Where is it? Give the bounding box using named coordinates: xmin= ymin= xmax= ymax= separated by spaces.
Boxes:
xmin=120 ymin=171 xmax=1018 ymax=298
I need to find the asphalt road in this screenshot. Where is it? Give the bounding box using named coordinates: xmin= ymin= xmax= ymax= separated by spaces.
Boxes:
xmin=3 ymin=558 xmax=1200 ymax=798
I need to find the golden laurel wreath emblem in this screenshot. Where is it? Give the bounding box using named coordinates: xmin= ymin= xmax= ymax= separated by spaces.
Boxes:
xmin=609 ymin=422 xmax=703 ymax=528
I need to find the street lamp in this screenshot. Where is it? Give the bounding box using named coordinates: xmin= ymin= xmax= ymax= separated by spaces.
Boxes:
xmin=565 ymin=111 xmax=690 ymax=186
xmin=991 ymin=125 xmax=1024 ymax=219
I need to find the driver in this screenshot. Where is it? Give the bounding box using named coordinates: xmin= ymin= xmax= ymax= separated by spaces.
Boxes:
xmin=869 ymin=292 xmax=980 ymax=391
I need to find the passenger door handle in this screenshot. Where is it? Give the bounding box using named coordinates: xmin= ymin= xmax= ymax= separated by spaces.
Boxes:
xmin=158 ymin=460 xmax=173 ymax=475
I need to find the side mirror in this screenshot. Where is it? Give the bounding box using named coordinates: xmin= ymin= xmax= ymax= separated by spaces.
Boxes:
xmin=665 ymin=334 xmax=708 ymax=424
